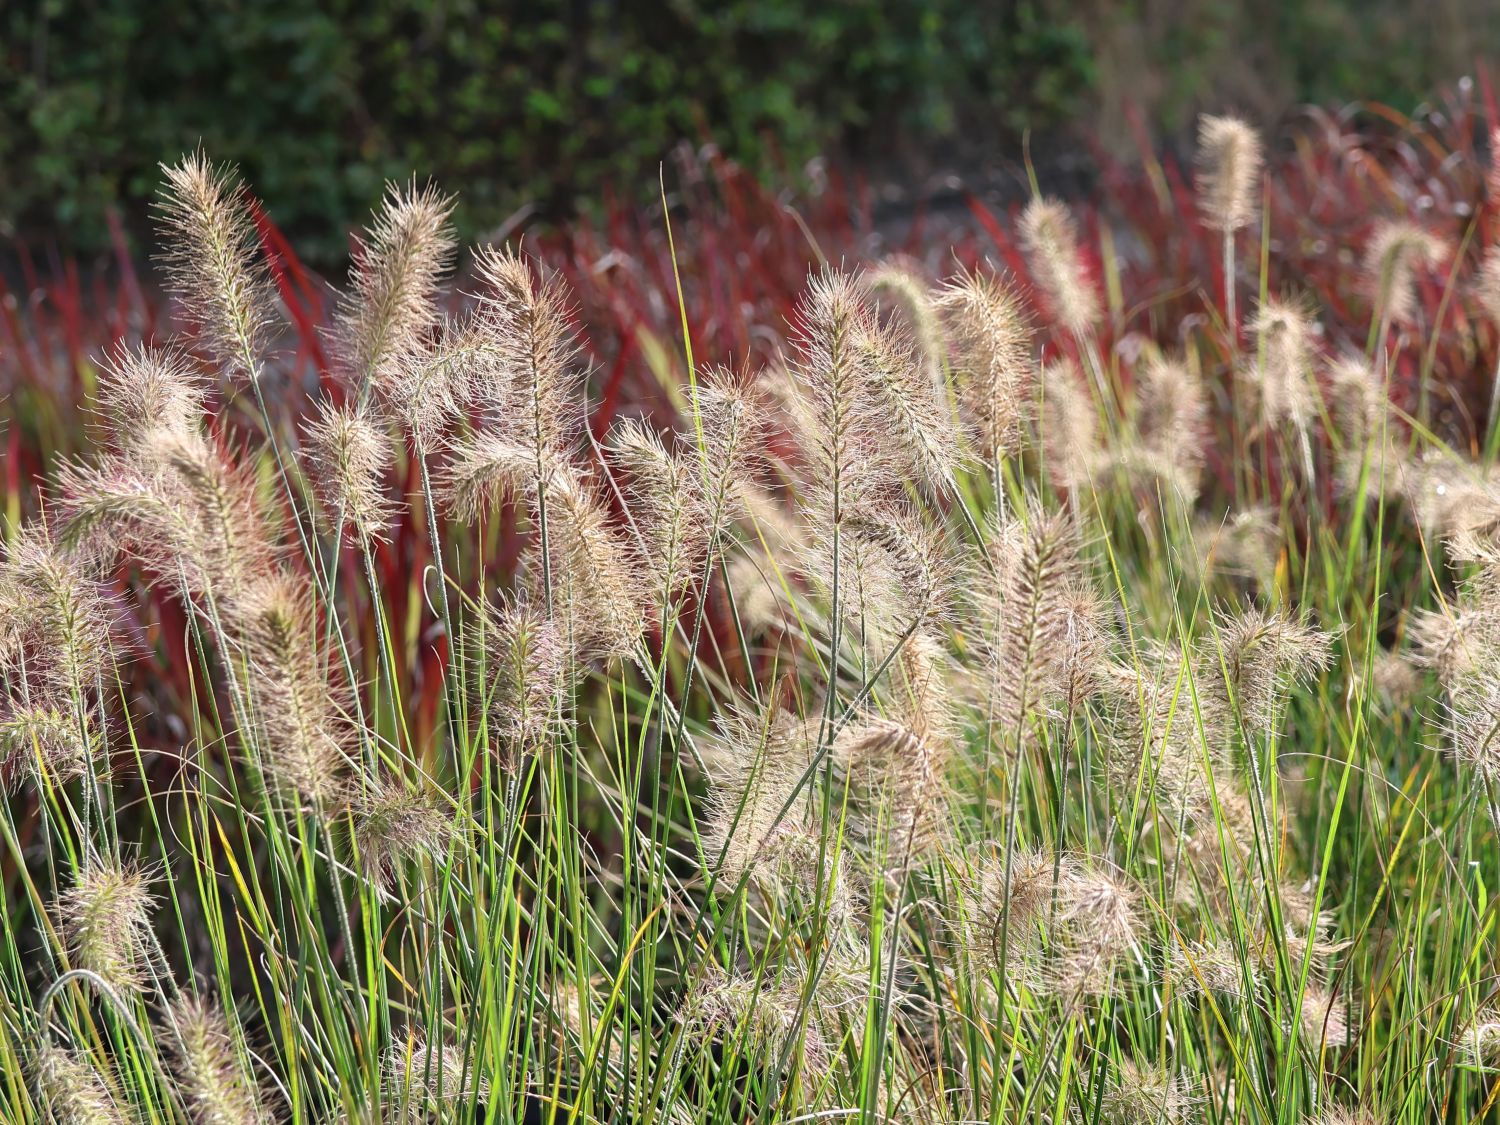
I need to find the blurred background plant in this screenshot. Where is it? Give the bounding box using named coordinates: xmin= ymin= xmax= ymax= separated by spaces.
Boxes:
xmin=4 ymin=0 xmax=1493 ymax=261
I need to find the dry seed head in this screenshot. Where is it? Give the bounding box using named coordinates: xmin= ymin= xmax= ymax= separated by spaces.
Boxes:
xmin=95 ymin=344 xmax=208 ymax=451
xmin=833 ymin=715 xmax=952 ymax=861
xmin=385 ymin=1033 xmax=484 ymax=1117
xmin=1168 ymin=938 xmax=1255 ymax=1001
xmin=702 ymin=702 xmax=829 ymax=901
xmin=479 ymin=598 xmax=570 ymax=759
xmin=157 ymin=151 xmax=273 ymax=382
xmin=337 ymin=179 xmax=456 ymax=388
xmin=1299 ymin=981 xmax=1353 ymax=1052
xmin=471 ymin=245 xmax=580 ymax=454
xmin=855 ymin=304 xmax=965 ymax=495
xmin=869 ymin=257 xmax=945 ymax=383
xmin=1097 ymin=1058 xmax=1196 ymax=1125
xmin=1196 ymin=114 xmax=1263 ymax=233
xmin=59 ymin=859 xmax=155 ymax=991
xmin=353 ymin=777 xmax=457 ymax=894
xmin=1304 ymin=1109 xmax=1382 ymax=1125
xmin=693 ymin=367 xmax=760 ymax=542
xmin=1456 ymin=1007 xmax=1500 ymax=1068
xmin=439 ymin=429 xmax=547 ymax=523
xmin=789 ymin=269 xmax=894 ymax=514
xmin=1328 ymin=356 xmax=1405 ymax=499
xmin=0 ymin=526 xmax=112 ymax=704
xmin=33 ymin=1045 xmax=130 ymax=1125
xmin=544 ymin=474 xmax=646 ymax=662
xmin=1363 ymin=220 xmax=1447 ymax=325
xmin=1040 ymin=358 xmax=1100 ymax=490
xmin=0 ymin=706 xmax=93 ymax=788
xmin=302 ymin=400 xmax=395 ymax=543
xmin=936 ymin=264 xmax=1034 ymax=459
xmin=164 ymin=994 xmax=273 ymax=1125
xmin=609 ymin=418 xmax=708 ymax=594
xmin=1475 ymin=244 xmax=1500 ymax=326
xmin=378 ymin=312 xmax=484 ymax=451
xmin=1194 ymin=506 xmax=1279 ymax=592
xmin=1018 ymin=197 xmax=1100 ymax=337
xmin=957 ymin=844 xmax=1057 ymax=972
xmin=1247 ymin=297 xmax=1318 ymax=428
xmin=238 ymin=574 xmax=348 ymax=808
xmin=1134 ymin=354 xmax=1207 ymax=499
xmin=1204 ymin=608 xmax=1333 ymax=734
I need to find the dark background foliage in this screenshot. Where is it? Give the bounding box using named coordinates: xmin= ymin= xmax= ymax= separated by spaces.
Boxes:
xmin=2 ymin=0 xmax=1492 ymax=262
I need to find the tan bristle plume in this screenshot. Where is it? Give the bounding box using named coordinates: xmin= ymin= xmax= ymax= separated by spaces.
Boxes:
xmin=955 ymin=843 xmax=1055 ymax=974
xmin=58 ymin=859 xmax=155 ymax=991
xmin=833 ymin=715 xmax=951 ymax=861
xmin=1168 ymin=937 xmax=1256 ymax=1001
xmin=439 ymin=429 xmax=545 ymax=523
xmin=163 ymin=994 xmax=273 ymax=1125
xmin=693 ymin=367 xmax=759 ymax=545
xmin=1247 ymin=297 xmax=1317 ymax=428
xmin=479 ymin=599 xmax=570 ymax=761
xmin=936 ymin=265 xmax=1034 ymax=460
xmin=472 ymin=245 xmax=580 ymax=455
xmin=1456 ymin=1006 xmax=1500 ymax=1069
xmin=855 ymin=302 xmax=965 ymax=495
xmin=1 ymin=526 xmax=112 ymax=708
xmin=1363 ymin=220 xmax=1447 ymax=325
xmin=609 ymin=418 xmax=707 ymax=594
xmin=1298 ymin=981 xmax=1352 ymax=1052
xmin=1097 ymin=1058 xmax=1196 ymax=1125
xmin=1134 ymin=354 xmax=1207 ymax=499
xmin=352 ymin=777 xmax=456 ymax=893
xmin=95 ymin=344 xmax=208 ymax=451
xmin=1305 ymin=1109 xmax=1381 ymax=1125
xmin=1203 ymin=608 xmax=1333 ymax=733
xmin=0 ymin=707 xmax=93 ymax=788
xmin=33 ymin=1045 xmax=130 ymax=1125
xmin=1018 ymin=197 xmax=1100 ymax=337
xmin=303 ymin=400 xmax=395 ymax=544
xmin=789 ymin=269 xmax=891 ymax=516
xmin=237 ymin=574 xmax=348 ymax=808
xmin=385 ymin=1032 xmax=484 ymax=1116
xmin=1195 ymin=114 xmax=1263 ymax=233
xmin=156 ymin=151 xmax=273 ymax=382
xmin=1040 ymin=358 xmax=1099 ymax=491
xmin=701 ymin=700 xmax=828 ymax=901
xmin=338 ymin=179 xmax=456 ymax=387
xmin=1477 ymin=244 xmax=1500 ymax=327
xmin=543 ymin=475 xmax=646 ymax=662
xmin=868 ymin=257 xmax=945 ymax=384
xmin=1328 ymin=355 xmax=1404 ymax=499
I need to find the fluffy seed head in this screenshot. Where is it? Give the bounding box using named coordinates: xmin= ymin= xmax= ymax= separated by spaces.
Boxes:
xmin=543 ymin=472 xmax=646 ymax=662
xmin=1040 ymin=358 xmax=1100 ymax=490
xmin=352 ymin=777 xmax=456 ymax=894
xmin=33 ymin=1045 xmax=130 ymax=1125
xmin=471 ymin=245 xmax=580 ymax=454
xmin=58 ymin=860 xmax=155 ymax=991
xmin=1196 ymin=114 xmax=1263 ymax=233
xmin=479 ymin=599 xmax=571 ymax=761
xmin=0 ymin=706 xmax=94 ymax=788
xmin=1456 ymin=1006 xmax=1500 ymax=1068
xmin=1134 ymin=354 xmax=1207 ymax=499
xmin=1247 ymin=297 xmax=1318 ymax=428
xmin=238 ymin=574 xmax=348 ymax=808
xmin=609 ymin=418 xmax=709 ymax=594
xmin=337 ymin=179 xmax=456 ymax=388
xmin=164 ymin=994 xmax=273 ymax=1125
xmin=1363 ymin=220 xmax=1447 ymax=325
xmin=1097 ymin=1058 xmax=1196 ymax=1125
xmin=303 ymin=400 xmax=395 ymax=543
xmin=1298 ymin=981 xmax=1352 ymax=1052
xmin=937 ymin=265 xmax=1034 ymax=459
xmin=1475 ymin=244 xmax=1500 ymax=327
xmin=385 ymin=1033 xmax=484 ymax=1118
xmin=869 ymin=258 xmax=945 ymax=383
xmin=156 ymin=151 xmax=273 ymax=382
xmin=95 ymin=344 xmax=208 ymax=451
xmin=1204 ymin=608 xmax=1333 ymax=733
xmin=1018 ymin=197 xmax=1100 ymax=337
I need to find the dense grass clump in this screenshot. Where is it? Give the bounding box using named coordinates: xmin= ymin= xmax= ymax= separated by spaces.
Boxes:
xmin=6 ymin=118 xmax=1500 ymax=1124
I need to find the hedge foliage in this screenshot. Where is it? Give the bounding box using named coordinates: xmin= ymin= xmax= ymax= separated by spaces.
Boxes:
xmin=1 ymin=0 xmax=1089 ymax=260
xmin=3 ymin=0 xmax=1495 ymax=262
